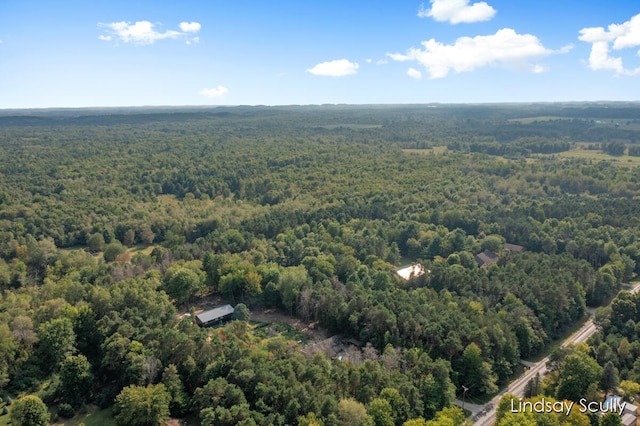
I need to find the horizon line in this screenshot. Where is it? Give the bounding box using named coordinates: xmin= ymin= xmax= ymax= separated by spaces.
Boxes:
xmin=2 ymin=100 xmax=640 ymax=112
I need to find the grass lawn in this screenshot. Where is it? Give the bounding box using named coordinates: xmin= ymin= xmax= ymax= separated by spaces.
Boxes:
xmin=126 ymin=244 xmax=157 ymax=256
xmin=50 ymin=406 xmax=114 ymax=426
xmin=252 ymin=320 xmax=310 ymax=343
xmin=49 ymin=405 xmax=202 ymax=426
xmin=0 ymin=403 xmax=114 ymax=426
xmin=0 ymin=402 xmax=9 ymax=426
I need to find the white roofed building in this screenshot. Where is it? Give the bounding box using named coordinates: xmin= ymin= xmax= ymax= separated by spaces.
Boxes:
xmin=397 ymin=264 xmax=426 ymax=280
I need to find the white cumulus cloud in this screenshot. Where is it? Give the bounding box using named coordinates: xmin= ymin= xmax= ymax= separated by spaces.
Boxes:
xmin=418 ymin=0 xmax=496 ymax=24
xmin=307 ymin=59 xmax=359 ymax=77
xmin=579 ymin=13 xmax=640 ymax=76
xmin=179 ymin=22 xmax=201 ymax=33
xmin=98 ymin=20 xmax=201 ymax=45
xmin=200 ymin=86 xmax=229 ymax=98
xmin=388 ymin=28 xmax=560 ymax=78
xmin=407 ymin=68 xmax=423 ymax=79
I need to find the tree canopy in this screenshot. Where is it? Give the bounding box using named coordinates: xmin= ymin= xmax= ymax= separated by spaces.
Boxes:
xmin=1 ymin=104 xmax=640 ymax=424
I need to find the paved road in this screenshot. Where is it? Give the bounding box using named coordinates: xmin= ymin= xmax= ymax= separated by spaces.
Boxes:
xmin=469 ymin=283 xmax=640 ymax=425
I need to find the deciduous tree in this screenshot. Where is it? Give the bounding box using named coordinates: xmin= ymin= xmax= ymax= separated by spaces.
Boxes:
xmin=113 ymin=384 xmax=170 ymax=426
xmin=556 ymin=350 xmax=602 ymax=402
xmin=37 ymin=317 xmax=75 ymax=372
xmin=9 ymin=395 xmax=49 ymax=426
xmin=60 ymin=354 xmax=93 ymax=407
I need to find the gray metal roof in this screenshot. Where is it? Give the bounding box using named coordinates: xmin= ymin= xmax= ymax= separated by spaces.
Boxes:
xmin=196 ymin=304 xmax=235 ymax=323
xmin=504 ymin=243 xmax=526 ymax=252
xmin=475 ymin=249 xmax=499 ymax=266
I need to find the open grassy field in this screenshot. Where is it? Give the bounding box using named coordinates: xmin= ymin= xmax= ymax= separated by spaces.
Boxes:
xmin=59 ymin=244 xmax=156 ymax=262
xmin=552 ymin=149 xmax=640 ymax=166
xmin=126 ymin=244 xmax=157 ymax=256
xmin=404 ymin=145 xmax=640 ymax=167
xmin=508 ymin=116 xmax=640 ymax=129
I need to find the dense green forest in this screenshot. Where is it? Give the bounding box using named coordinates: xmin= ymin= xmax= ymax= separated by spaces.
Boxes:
xmin=1 ymin=104 xmax=640 ymax=425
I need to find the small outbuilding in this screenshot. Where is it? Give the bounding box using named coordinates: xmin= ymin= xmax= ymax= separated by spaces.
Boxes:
xmin=504 ymin=243 xmax=526 ymax=253
xmin=397 ymin=264 xmax=427 ymax=280
xmin=621 ymin=413 xmax=636 ymax=426
xmin=196 ymin=304 xmax=235 ymax=328
xmin=603 ymin=395 xmax=637 ymax=426
xmin=475 ymin=249 xmax=499 ymax=267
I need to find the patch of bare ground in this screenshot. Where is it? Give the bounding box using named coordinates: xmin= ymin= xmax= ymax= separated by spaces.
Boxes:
xmin=301 ymin=336 xmax=379 ymax=366
xmin=250 ymin=308 xmax=330 ymax=341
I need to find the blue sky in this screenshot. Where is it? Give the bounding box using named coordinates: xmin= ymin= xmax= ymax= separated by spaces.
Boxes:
xmin=1 ymin=0 xmax=639 ymax=108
